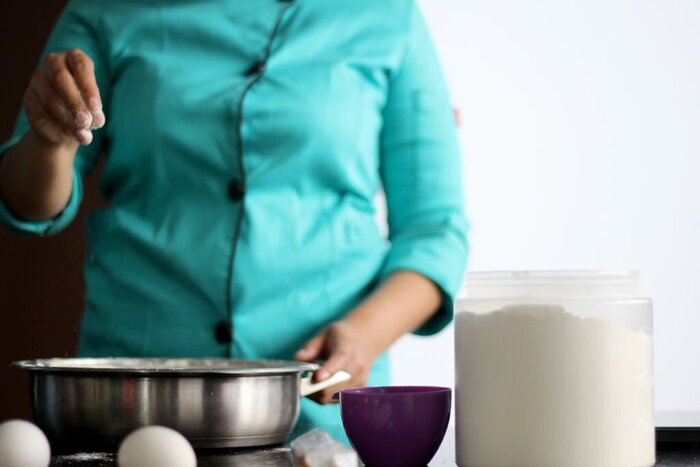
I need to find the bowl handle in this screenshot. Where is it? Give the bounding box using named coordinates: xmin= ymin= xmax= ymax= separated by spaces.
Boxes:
xmin=300 ymin=370 xmax=352 ymax=397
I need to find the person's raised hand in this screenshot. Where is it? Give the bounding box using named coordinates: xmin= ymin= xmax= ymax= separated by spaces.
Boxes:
xmin=23 ymin=48 xmax=105 ymax=147
xmin=294 ymin=321 xmax=377 ymax=405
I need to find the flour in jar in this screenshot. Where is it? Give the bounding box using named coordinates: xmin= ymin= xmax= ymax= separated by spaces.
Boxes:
xmin=455 ymin=304 xmax=655 ymax=467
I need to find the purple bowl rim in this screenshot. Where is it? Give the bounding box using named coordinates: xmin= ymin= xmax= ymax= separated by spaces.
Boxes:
xmin=337 ymin=385 xmax=452 ymax=396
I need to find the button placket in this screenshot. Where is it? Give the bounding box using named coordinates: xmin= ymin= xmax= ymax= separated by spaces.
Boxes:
xmin=222 ymin=2 xmax=292 ymax=357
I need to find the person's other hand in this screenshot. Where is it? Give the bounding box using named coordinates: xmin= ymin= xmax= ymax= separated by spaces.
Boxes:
xmin=294 ymin=320 xmax=377 ymax=405
xmin=24 ymin=48 xmax=105 ymax=147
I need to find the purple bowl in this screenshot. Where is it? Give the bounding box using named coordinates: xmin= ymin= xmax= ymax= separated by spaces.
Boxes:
xmin=334 ymin=386 xmax=451 ymax=466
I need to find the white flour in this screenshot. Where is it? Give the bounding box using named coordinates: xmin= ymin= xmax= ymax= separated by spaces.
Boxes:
xmin=455 ymin=305 xmax=655 ymax=467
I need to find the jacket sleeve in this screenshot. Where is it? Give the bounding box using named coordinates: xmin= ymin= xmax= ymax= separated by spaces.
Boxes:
xmin=0 ymin=0 xmax=109 ymax=236
xmin=378 ymin=2 xmax=469 ymax=336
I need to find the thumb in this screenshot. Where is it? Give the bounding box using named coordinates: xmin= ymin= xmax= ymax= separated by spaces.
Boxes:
xmin=295 ymin=331 xmax=326 ymax=362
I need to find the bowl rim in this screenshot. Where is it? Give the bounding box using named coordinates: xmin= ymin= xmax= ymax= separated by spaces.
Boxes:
xmin=335 ymin=385 xmax=451 ymax=397
xmin=11 ymin=358 xmax=318 ymax=376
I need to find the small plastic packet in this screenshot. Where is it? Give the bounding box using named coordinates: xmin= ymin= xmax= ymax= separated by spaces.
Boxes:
xmin=290 ymin=429 xmax=359 ymax=467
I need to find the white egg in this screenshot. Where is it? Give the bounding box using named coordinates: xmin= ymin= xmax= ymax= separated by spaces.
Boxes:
xmin=118 ymin=426 xmax=197 ymax=467
xmin=0 ymin=419 xmax=51 ymax=467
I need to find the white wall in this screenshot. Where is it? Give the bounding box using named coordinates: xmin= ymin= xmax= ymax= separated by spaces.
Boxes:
xmin=391 ymin=0 xmax=700 ymax=417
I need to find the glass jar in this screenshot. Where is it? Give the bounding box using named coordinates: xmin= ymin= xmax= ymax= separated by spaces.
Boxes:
xmin=454 ymin=270 xmax=654 ymax=467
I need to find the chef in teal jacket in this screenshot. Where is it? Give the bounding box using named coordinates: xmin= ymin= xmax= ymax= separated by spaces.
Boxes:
xmin=0 ymin=0 xmax=468 ymax=442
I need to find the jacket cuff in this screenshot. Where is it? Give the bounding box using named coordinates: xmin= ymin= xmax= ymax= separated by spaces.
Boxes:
xmin=377 ymin=232 xmax=467 ymax=336
xmin=0 ymin=168 xmax=82 ymax=236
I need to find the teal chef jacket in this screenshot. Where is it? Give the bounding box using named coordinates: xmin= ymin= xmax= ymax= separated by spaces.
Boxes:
xmin=0 ymin=0 xmax=468 ymax=443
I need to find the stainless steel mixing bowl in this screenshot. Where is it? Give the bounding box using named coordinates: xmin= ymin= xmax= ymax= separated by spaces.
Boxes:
xmin=12 ymin=358 xmax=350 ymax=449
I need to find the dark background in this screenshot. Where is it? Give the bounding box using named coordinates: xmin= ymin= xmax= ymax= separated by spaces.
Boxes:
xmin=0 ymin=0 xmax=105 ymax=420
